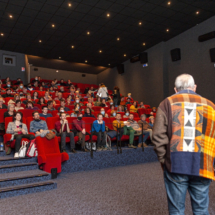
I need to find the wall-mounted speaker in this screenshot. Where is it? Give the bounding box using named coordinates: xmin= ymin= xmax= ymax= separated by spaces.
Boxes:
xmin=82 ymin=74 xmax=86 ymax=77
xmin=210 ymin=48 xmax=215 ymax=62
xmin=117 ymin=64 xmax=124 ymax=74
xmin=34 ymin=68 xmax=38 ymax=71
xmin=198 ymin=31 xmax=215 ymax=42
xmin=130 ymin=55 xmax=140 ymax=63
xmin=139 ymin=52 xmax=148 ymax=64
xmin=170 ymin=48 xmax=181 ymax=61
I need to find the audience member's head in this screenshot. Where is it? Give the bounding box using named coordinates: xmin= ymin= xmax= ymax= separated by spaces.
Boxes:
xmin=85 ymin=107 xmax=91 ymax=115
xmin=42 ymin=106 xmax=48 ymax=115
xmin=26 ymin=101 xmax=34 ymax=108
xmin=13 ymin=111 xmax=23 ymax=122
xmin=8 ymin=103 xmax=15 ymax=113
xmin=15 ymin=100 xmax=22 ymax=107
xmin=33 ymin=111 xmax=40 ymax=120
xmin=129 ymin=113 xmax=134 ymax=121
xmin=149 ymin=116 xmax=154 ymax=124
xmin=174 ymin=74 xmax=196 ymax=92
xmin=116 ymin=113 xmax=122 ymax=120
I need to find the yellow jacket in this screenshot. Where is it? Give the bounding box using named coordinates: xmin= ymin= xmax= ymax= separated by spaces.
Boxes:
xmin=130 ymin=105 xmax=138 ymax=113
xmin=112 ymin=120 xmax=125 ymax=131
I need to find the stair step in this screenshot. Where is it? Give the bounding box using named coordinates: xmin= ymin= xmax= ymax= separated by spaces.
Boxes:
xmin=0 ymin=180 xmax=57 ymax=199
xmin=0 ymin=162 xmax=38 ymax=174
xmin=0 ymin=169 xmax=51 ymax=188
xmin=0 ymin=156 xmax=37 ymax=165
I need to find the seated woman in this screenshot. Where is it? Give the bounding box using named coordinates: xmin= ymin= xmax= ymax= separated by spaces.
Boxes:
xmin=4 ymin=104 xmax=15 ymax=118
xmin=107 ymin=105 xmax=115 ymax=115
xmin=37 ymin=97 xmax=46 ymax=105
xmin=66 ymin=96 xmax=73 ymax=105
xmin=39 ymin=86 xmax=43 ymax=91
xmin=57 ymin=107 xmax=70 ymax=117
xmin=6 ymin=112 xmax=35 ymax=158
xmin=100 ymin=98 xmax=108 ymax=107
xmin=49 ymin=86 xmax=55 ymax=93
xmin=123 ymin=110 xmax=130 ymax=118
xmin=130 ymin=101 xmax=138 ymax=113
xmin=15 ymin=83 xmax=24 ymax=92
xmin=83 ymin=107 xmax=95 ymax=118
xmin=139 ymin=102 xmax=146 ymax=109
xmin=94 ymin=97 xmax=102 ymax=106
xmin=100 ymin=108 xmax=109 ymax=118
xmin=110 ymin=110 xmax=117 ymax=118
xmin=15 ymin=100 xmax=24 ymax=111
xmin=8 ymin=94 xmax=20 ymax=105
xmin=117 ymin=105 xmax=124 ymax=112
xmin=26 ymin=101 xmax=39 ymax=110
xmin=22 ymin=93 xmax=34 ymax=105
xmin=44 ymin=91 xmax=52 ymax=102
xmin=71 ymin=104 xmax=80 ymax=117
xmin=32 ymin=91 xmax=39 ymax=101
xmin=149 ymin=116 xmax=154 ymax=127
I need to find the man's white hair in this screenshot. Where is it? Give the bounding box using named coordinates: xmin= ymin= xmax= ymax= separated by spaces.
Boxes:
xmin=175 ymin=74 xmax=195 ymax=91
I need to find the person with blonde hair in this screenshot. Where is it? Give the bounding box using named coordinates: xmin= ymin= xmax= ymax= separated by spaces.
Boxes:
xmin=8 ymin=94 xmax=20 ymax=105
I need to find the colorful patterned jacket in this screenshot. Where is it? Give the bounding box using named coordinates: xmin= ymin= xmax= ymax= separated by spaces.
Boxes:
xmin=152 ymin=90 xmax=215 ymax=180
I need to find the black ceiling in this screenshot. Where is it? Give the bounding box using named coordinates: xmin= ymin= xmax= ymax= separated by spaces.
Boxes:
xmin=0 ymin=0 xmax=215 ymax=71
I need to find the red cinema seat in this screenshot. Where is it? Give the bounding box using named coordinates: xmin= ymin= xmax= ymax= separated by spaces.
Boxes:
xmin=82 ymin=117 xmax=97 ymax=142
xmin=0 ymin=109 xmax=7 ymax=124
xmin=36 ymin=136 xmax=69 ymax=173
xmin=19 ymin=109 xmax=36 ymax=118
xmin=26 ymin=116 xmax=46 ymax=133
xmin=92 ymin=106 xmax=102 ymax=112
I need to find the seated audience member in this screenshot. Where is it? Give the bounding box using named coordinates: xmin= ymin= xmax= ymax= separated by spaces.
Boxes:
xmin=32 ymin=91 xmax=39 ymax=101
xmin=110 ymin=110 xmax=117 ymax=118
xmin=27 ymin=83 xmax=34 ymax=91
xmin=73 ymin=97 xmax=83 ymax=106
xmin=55 ymin=92 xmax=63 ymax=101
xmin=6 ymin=112 xmax=35 ymax=158
xmin=94 ymin=97 xmax=102 ymax=106
xmin=75 ymin=91 xmax=82 ymax=99
xmin=4 ymin=77 xmax=10 ymax=84
xmin=15 ymin=100 xmax=24 ymax=111
xmin=123 ymin=114 xmax=140 ymax=149
xmin=83 ymin=107 xmax=95 ymax=118
xmin=87 ymin=97 xmax=94 ymax=106
xmin=15 ymin=83 xmax=24 ymax=91
xmin=100 ymin=108 xmax=109 ymax=118
xmin=22 ymin=93 xmax=34 ymax=105
xmin=41 ymin=82 xmax=48 ymax=89
xmin=44 ymin=91 xmax=52 ymax=102
xmin=138 ymin=114 xmax=153 ymax=147
xmin=32 ymin=76 xmax=39 ymax=84
xmin=139 ymin=102 xmax=146 ymax=109
xmin=39 ymin=86 xmax=43 ymax=91
xmin=107 ymin=105 xmax=115 ymax=115
xmin=91 ymin=114 xmax=107 ymax=151
xmin=33 ymin=81 xmax=38 ymax=88
xmin=0 ymin=98 xmax=7 ymax=109
xmin=58 ymin=107 xmax=70 ymax=117
xmin=152 ymin=107 xmax=157 ymax=113
xmin=126 ymin=93 xmax=133 ymax=102
xmin=30 ymin=111 xmax=49 ymax=137
xmin=111 ymin=113 xmax=125 ymax=140
xmin=26 ymin=101 xmax=39 ymax=110
xmin=72 ymin=112 xmax=89 ymax=152
xmin=67 ymin=79 xmax=72 ymax=87
xmin=58 ymin=99 xmax=70 ymax=112
xmin=2 ymin=88 xmax=12 ymax=98
xmin=117 ymin=105 xmax=124 ymax=112
xmin=8 ymin=94 xmax=20 ymax=105
xmin=125 ymin=98 xmax=132 ymax=105
xmin=55 ymin=112 xmax=76 ymax=153
xmin=123 ymin=110 xmax=130 ymax=118
xmin=86 ymin=103 xmax=94 ymax=112
xmin=130 ymin=101 xmax=138 ymax=113
xmin=4 ymin=104 xmax=15 ymax=118
xmin=59 ymin=86 xmax=65 ymax=93
xmin=6 ymin=81 xmax=12 ymax=89
xmin=49 ymin=86 xmax=55 ymax=92
xmin=60 ymin=79 xmax=66 ymax=86
xmin=14 ymin=78 xmax=22 ymax=86
xmin=148 ymin=116 xmax=154 ymax=127
xmin=66 ymin=96 xmax=73 ymax=106
xmin=19 ymin=88 xmax=27 ymax=97
xmin=37 ymin=97 xmax=46 ymax=105
xmin=88 ymin=86 xmax=96 ymax=97
xmin=39 ymin=106 xmax=53 ymax=119
xmin=47 ymin=100 xmax=56 ymax=111
xmin=0 ymin=83 xmax=6 ymax=92
xmin=109 ymin=99 xmax=114 ymax=105
xmin=100 ymin=98 xmax=108 ymax=107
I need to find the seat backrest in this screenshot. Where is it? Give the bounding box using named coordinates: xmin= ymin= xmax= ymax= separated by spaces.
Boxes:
xmin=92 ymin=106 xmax=101 ymax=112
xmin=103 ymin=118 xmax=113 ymax=130
xmin=82 ymin=117 xmax=95 ymax=133
xmin=19 ymin=109 xmax=35 ymax=118
xmin=46 ymin=117 xmax=59 ymax=130
xmin=0 ymin=109 xmax=7 ymax=123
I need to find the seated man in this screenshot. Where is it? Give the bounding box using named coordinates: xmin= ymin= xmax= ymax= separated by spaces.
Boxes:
xmin=39 ymin=106 xmax=53 ymax=119
xmin=58 ymin=99 xmax=70 ymax=112
xmin=2 ymin=88 xmax=12 ymax=98
xmin=87 ymin=102 xmax=94 ymax=112
xmin=73 ymin=97 xmax=84 ymax=106
xmin=30 ymin=111 xmax=50 ymax=137
xmin=111 ymin=113 xmax=125 ymax=140
xmin=72 ymin=113 xmax=89 ymax=152
xmin=87 ymin=97 xmax=94 ymax=106
xmin=60 ymin=79 xmax=66 ymax=86
xmin=55 ymin=112 xmax=76 ymax=153
xmin=91 ymin=114 xmax=107 ymax=151
xmin=75 ymin=91 xmax=82 ymax=99
xmin=138 ymin=114 xmax=153 ymax=147
xmin=47 ymin=100 xmax=56 ymax=111
xmin=26 ymin=101 xmax=39 ymax=110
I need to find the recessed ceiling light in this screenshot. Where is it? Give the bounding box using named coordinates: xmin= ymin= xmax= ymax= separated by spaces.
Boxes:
xmin=124 ymin=54 xmax=126 ymax=57
xmin=196 ymin=11 xmax=199 ymax=15
xmin=71 ymin=45 xmax=74 ymax=48
xmin=117 ymin=37 xmax=120 ymax=41
xmin=1 ymin=33 xmax=4 ymax=36
xmin=52 ymin=24 xmax=55 ymax=28
xmin=166 ymin=29 xmax=169 ymax=32
xmin=99 ymin=50 xmax=102 ymax=53
xmin=56 ymin=70 xmax=59 ymax=73
xmin=68 ymin=3 xmax=72 ymax=7
xmin=87 ymin=31 xmax=90 ymax=35
xmin=108 ymin=64 xmax=110 ymax=66
xmin=167 ymin=1 xmax=171 ymax=5
xmin=139 ymin=22 xmax=142 ymax=25
xmin=9 ymin=15 xmax=13 ymax=18
xmin=107 ymin=13 xmax=110 ymax=17
xmin=85 ymin=60 xmax=88 ymax=63
xmin=143 ymin=43 xmax=146 ymax=46
xmin=59 ymin=57 xmax=61 ymax=59
xmin=39 ymin=40 xmax=42 ymax=43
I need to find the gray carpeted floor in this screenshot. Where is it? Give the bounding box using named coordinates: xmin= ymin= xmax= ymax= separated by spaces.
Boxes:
xmin=0 ymin=162 xmax=215 ymax=215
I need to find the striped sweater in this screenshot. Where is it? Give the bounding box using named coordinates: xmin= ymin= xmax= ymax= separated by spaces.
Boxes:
xmin=152 ymin=90 xmax=215 ymax=180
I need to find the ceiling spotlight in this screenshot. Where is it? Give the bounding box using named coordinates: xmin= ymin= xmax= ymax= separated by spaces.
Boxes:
xmin=56 ymin=70 xmax=59 ymax=73
xmin=117 ymin=37 xmax=120 ymax=41
xmin=85 ymin=60 xmax=88 ymax=63
xmin=52 ymin=24 xmax=55 ymax=28
xmin=108 ymin=64 xmax=110 ymax=66
xmin=87 ymin=31 xmax=90 ymax=35
xmin=39 ymin=40 xmax=42 ymax=43
xmin=139 ymin=22 xmax=142 ymax=25
xmin=59 ymin=57 xmax=61 ymax=59
xmin=1 ymin=33 xmax=4 ymax=36
xmin=68 ymin=3 xmax=72 ymax=7
xmin=71 ymin=45 xmax=74 ymax=48
xmin=166 ymin=29 xmax=169 ymax=32
xmin=9 ymin=15 xmax=13 ymax=18
xmin=107 ymin=13 xmax=110 ymax=17
xmin=167 ymin=1 xmax=171 ymax=5
xmin=99 ymin=50 xmax=102 ymax=53
xmin=124 ymin=54 xmax=126 ymax=57
xmin=196 ymin=11 xmax=199 ymax=15
xmin=143 ymin=43 xmax=146 ymax=46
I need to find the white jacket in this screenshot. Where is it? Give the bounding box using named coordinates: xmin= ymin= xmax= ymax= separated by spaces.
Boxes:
xmin=97 ymin=87 xmax=108 ymax=98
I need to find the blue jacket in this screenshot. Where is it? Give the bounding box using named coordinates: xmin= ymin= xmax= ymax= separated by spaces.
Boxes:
xmin=91 ymin=120 xmax=105 ymax=132
xmin=30 ymin=120 xmax=48 ymax=133
xmin=39 ymin=113 xmax=53 ymax=119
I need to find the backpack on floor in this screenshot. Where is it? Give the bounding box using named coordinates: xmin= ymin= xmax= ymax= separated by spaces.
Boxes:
xmin=106 ymin=135 xmax=112 ymax=150
xmin=26 ymin=139 xmax=38 ymax=157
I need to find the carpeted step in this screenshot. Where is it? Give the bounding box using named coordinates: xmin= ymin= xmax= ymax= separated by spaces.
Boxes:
xmin=0 ymin=169 xmax=51 ymax=188
xmin=0 ymin=180 xmax=57 ymax=199
xmin=0 ymin=151 xmax=6 ymax=156
xmin=0 ymin=162 xmax=38 ymax=174
xmin=0 ymin=156 xmax=37 ymax=166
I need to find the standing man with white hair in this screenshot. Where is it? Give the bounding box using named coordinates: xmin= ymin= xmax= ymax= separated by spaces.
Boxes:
xmin=153 ymin=74 xmax=215 ymax=215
